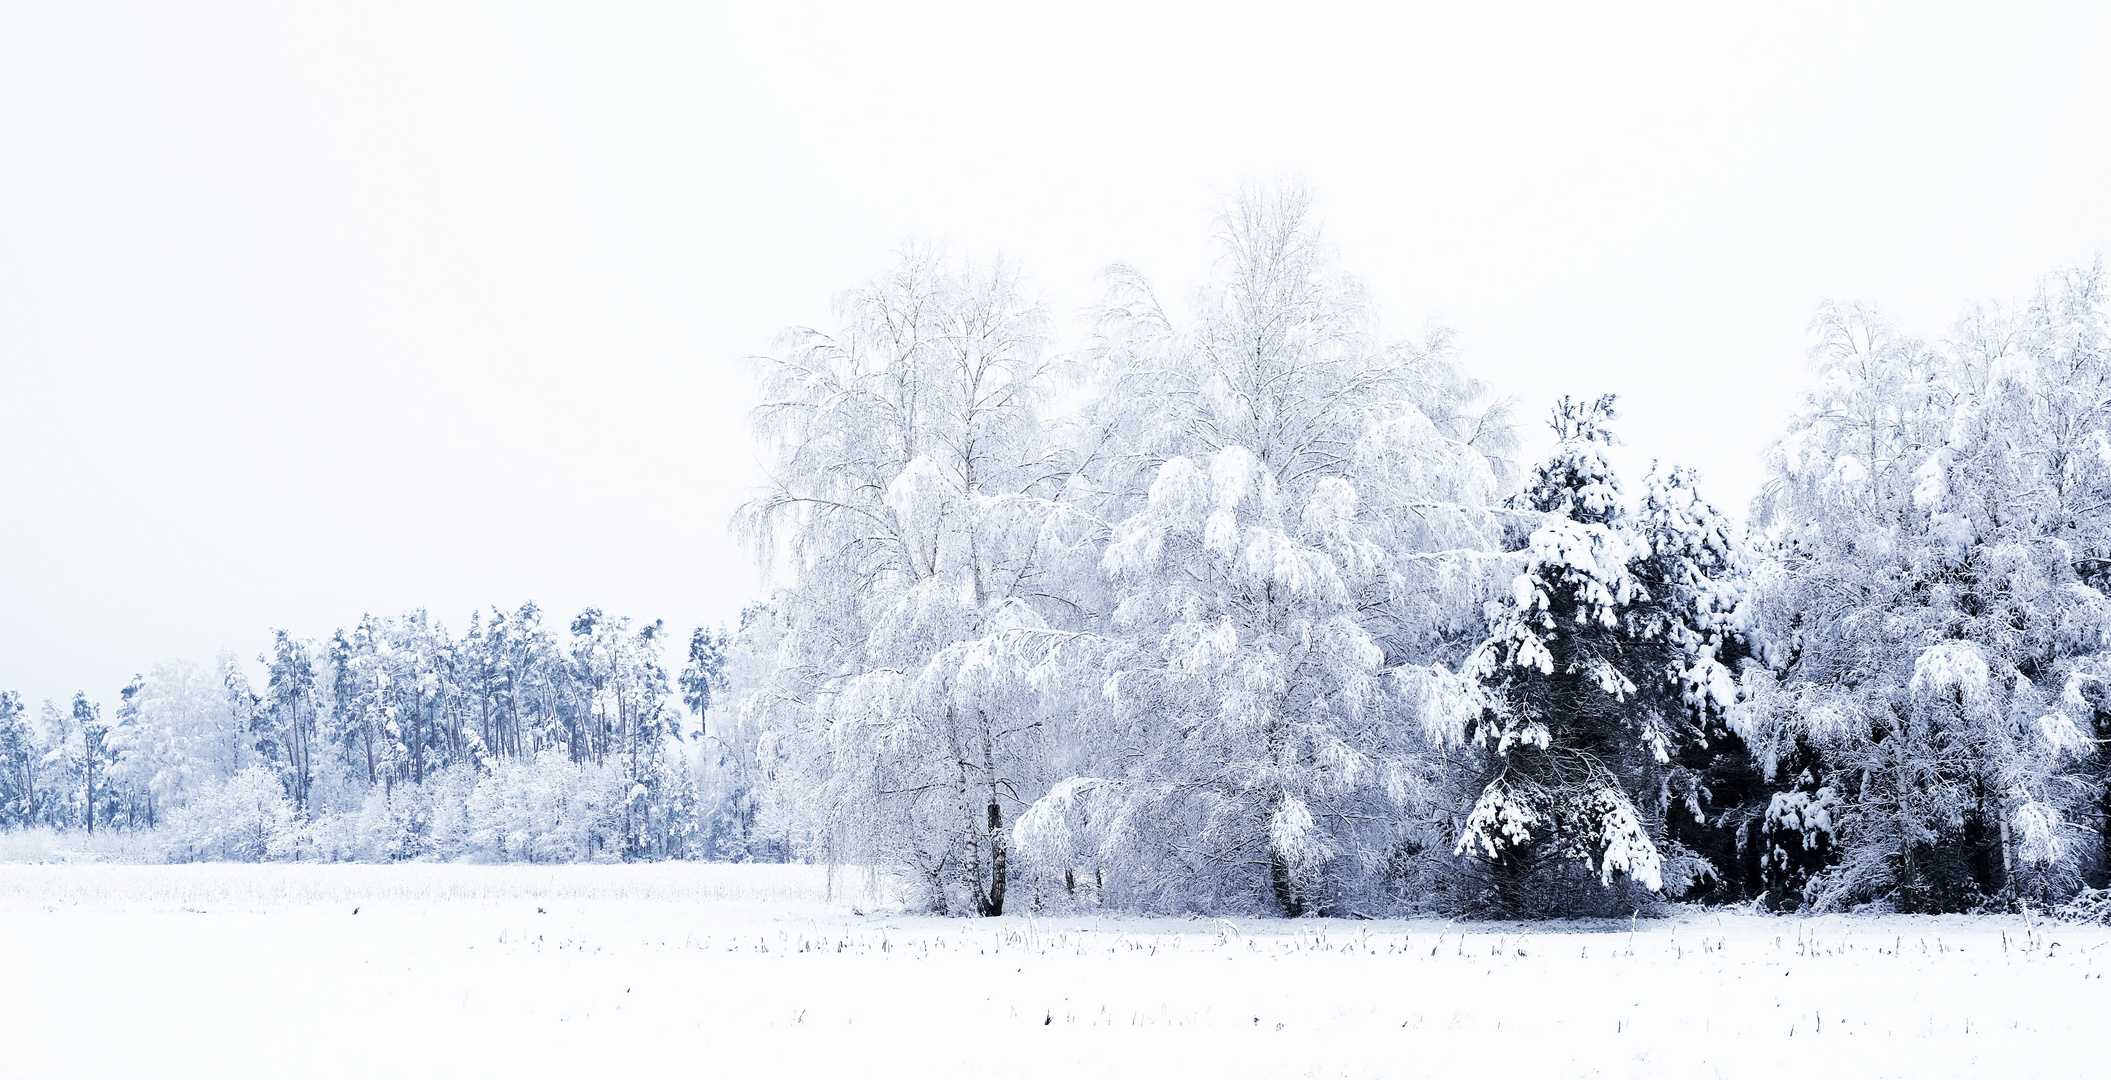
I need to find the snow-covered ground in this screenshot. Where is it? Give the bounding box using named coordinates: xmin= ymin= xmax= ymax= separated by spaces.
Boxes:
xmin=3 ymin=865 xmax=2105 ymax=1079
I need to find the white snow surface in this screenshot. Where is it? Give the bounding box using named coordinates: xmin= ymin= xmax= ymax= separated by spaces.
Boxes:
xmin=3 ymin=864 xmax=2107 ymax=1079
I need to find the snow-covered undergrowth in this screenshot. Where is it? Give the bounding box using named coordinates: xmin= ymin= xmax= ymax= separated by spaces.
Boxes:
xmin=3 ymin=865 xmax=2105 ymax=1079
xmin=0 ymin=824 xmax=166 ymax=864
xmin=0 ymin=860 xmax=868 ymax=907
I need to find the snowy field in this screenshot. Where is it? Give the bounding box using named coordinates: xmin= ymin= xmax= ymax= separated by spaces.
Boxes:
xmin=2 ymin=865 xmax=2106 ymax=1079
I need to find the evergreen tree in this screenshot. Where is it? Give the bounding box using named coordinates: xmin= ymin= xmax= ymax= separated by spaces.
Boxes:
xmin=106 ymin=676 xmax=146 ymax=828
xmin=0 ymin=691 xmax=34 ymax=827
xmin=1636 ymin=464 xmax=1767 ymax=902
xmin=218 ymin=653 xmax=259 ymax=776
xmin=73 ymin=693 xmax=110 ymax=835
xmin=1457 ymin=396 xmax=1749 ymax=914
xmin=263 ymin=631 xmax=317 ymax=814
xmin=680 ymin=626 xmax=731 ymax=733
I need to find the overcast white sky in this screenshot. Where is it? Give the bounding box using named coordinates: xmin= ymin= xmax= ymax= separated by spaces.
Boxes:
xmin=4 ymin=2 xmax=2110 ymax=707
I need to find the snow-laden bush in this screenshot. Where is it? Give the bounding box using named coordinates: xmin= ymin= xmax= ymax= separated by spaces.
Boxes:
xmin=2056 ymin=885 xmax=2111 ymax=924
xmin=163 ymin=768 xmax=301 ymax=862
xmin=464 ymin=751 xmax=624 ymax=863
xmin=128 ymin=755 xmax=697 ymax=865
xmin=353 ymin=784 xmax=435 ymax=862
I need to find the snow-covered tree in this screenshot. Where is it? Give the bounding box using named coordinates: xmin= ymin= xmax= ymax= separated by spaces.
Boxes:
xmin=165 ymin=766 xmax=299 ymax=861
xmin=1454 ymin=396 xmax=1752 ymax=915
xmin=740 ymin=248 xmax=1092 ymax=913
xmin=691 ymin=604 xmax=788 ymax=860
xmin=216 ymin=652 xmax=259 ymax=777
xmin=1013 ymin=185 xmax=1518 ymax=916
xmin=0 ymin=691 xmax=35 ymax=827
xmin=72 ymin=693 xmax=115 ymax=835
xmin=1638 ymin=464 xmax=1771 ymax=901
xmin=681 ymin=625 xmax=731 ymax=727
xmin=261 ymin=631 xmax=318 ymax=815
xmin=1743 ymin=264 xmax=2111 ymax=910
xmin=101 ymin=677 xmax=147 ymax=828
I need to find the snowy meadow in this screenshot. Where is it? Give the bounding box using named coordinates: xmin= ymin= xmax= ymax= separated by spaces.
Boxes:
xmin=3 ymin=862 xmax=2104 ymax=1080
xmin=16 ymin=7 xmax=2111 ymax=1078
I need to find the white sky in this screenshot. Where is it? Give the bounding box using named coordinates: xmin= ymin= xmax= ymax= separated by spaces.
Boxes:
xmin=5 ymin=2 xmax=2110 ymax=708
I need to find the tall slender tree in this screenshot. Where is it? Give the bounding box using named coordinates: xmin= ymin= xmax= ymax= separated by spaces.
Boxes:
xmin=741 ymin=247 xmax=1081 ymax=913
xmin=263 ymin=631 xmax=317 ymax=814
xmin=72 ymin=693 xmax=108 ymax=835
xmin=0 ymin=691 xmax=33 ymax=827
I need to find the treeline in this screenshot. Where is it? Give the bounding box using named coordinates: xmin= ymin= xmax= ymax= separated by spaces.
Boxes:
xmin=0 ymin=604 xmax=780 ymax=863
xmin=727 ymin=185 xmax=2111 ymax=918
xmin=11 ymin=184 xmax=2111 ymax=921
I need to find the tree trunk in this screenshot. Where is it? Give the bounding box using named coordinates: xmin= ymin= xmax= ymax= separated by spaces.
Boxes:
xmin=412 ymin=692 xmax=425 ymax=784
xmin=1998 ymin=808 xmax=2015 ymax=904
xmin=982 ymin=801 xmax=1007 ymax=916
xmin=1270 ymin=849 xmax=1302 ymax=917
xmin=954 ymin=754 xmax=983 ymax=914
xmin=290 ymin=696 xmax=309 ymax=814
xmin=1487 ymin=849 xmax=1531 ymax=918
xmin=977 ymin=718 xmax=1005 ymax=916
xmin=2100 ymin=778 xmax=2111 ymax=890
xmin=1900 ymin=843 xmax=1919 ymax=913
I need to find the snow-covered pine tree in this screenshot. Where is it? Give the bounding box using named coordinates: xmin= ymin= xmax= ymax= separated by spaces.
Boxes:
xmin=71 ymin=693 xmax=112 ymax=835
xmin=262 ymin=630 xmax=317 ymax=815
xmin=1457 ymin=395 xmax=1750 ymax=915
xmin=105 ymin=675 xmax=147 ymax=828
xmin=0 ymin=691 xmax=33 ymax=827
xmin=680 ymin=625 xmax=731 ymax=733
xmin=1636 ymin=463 xmax=1768 ymax=901
xmin=216 ymin=652 xmax=258 ymax=777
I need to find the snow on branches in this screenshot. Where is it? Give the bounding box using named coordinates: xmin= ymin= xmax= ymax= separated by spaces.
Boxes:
xmin=1455 ymin=396 xmax=1751 ymax=913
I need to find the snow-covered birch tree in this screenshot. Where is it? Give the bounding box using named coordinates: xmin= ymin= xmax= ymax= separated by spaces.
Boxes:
xmin=740 ymin=250 xmax=1098 ymax=913
xmin=1742 ymin=264 xmax=2111 ymax=910
xmin=1012 ymin=185 xmax=1518 ymax=915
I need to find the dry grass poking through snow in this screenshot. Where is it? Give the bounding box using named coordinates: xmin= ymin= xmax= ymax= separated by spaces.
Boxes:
xmin=2 ymin=864 xmax=2108 ymax=1079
